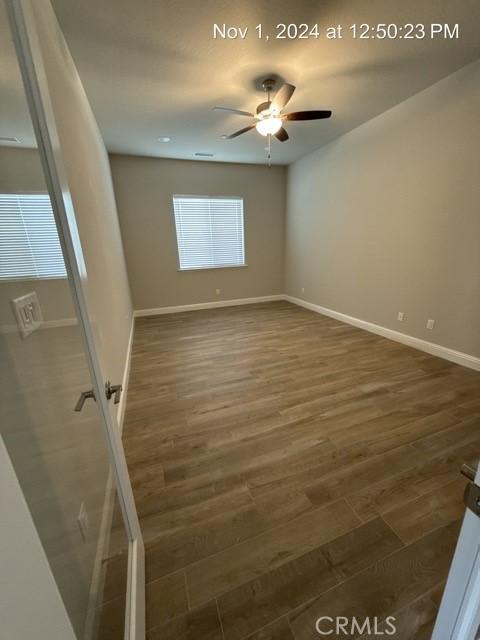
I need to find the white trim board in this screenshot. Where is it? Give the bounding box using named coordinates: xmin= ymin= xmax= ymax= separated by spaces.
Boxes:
xmin=0 ymin=316 xmax=77 ymax=334
xmin=133 ymin=295 xmax=283 ymax=317
xmin=132 ymin=294 xmax=480 ymax=371
xmin=285 ymin=295 xmax=480 ymax=372
xmin=116 ymin=315 xmax=134 ymax=433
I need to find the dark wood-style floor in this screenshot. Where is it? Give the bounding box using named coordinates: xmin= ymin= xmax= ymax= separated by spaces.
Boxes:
xmin=122 ymin=301 xmax=480 ymax=640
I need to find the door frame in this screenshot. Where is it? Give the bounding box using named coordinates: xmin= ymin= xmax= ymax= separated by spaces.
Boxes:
xmin=5 ymin=1 xmax=145 ymax=638
xmin=432 ymin=470 xmax=480 ymax=639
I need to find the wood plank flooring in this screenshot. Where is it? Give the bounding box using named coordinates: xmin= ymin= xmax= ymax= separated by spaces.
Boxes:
xmin=122 ymin=301 xmax=480 ymax=639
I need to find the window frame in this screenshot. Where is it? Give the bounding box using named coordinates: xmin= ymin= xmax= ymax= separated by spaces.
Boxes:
xmin=0 ymin=190 xmax=67 ymax=282
xmin=172 ymin=194 xmax=247 ymax=272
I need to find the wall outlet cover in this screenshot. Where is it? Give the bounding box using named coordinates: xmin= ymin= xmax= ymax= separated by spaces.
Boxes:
xmin=11 ymin=292 xmax=43 ymax=338
xmin=426 ymin=319 xmax=435 ymax=330
xmin=397 ymin=312 xmax=405 ymax=321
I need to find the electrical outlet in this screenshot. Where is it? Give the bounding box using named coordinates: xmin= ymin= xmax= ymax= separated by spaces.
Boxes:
xmin=426 ymin=319 xmax=435 ymax=330
xmin=215 ymin=288 xmax=221 ymax=295
xmin=77 ymin=503 xmax=89 ymax=541
xmin=301 ymin=287 xmax=305 ymax=294
xmin=397 ymin=312 xmax=405 ymax=321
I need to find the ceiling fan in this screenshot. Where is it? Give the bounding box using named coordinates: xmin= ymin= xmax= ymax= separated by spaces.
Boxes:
xmin=213 ymin=78 xmax=332 ymax=152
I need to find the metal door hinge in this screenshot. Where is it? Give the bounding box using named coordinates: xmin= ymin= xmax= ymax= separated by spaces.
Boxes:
xmin=105 ymin=380 xmax=122 ymax=404
xmin=464 ymin=482 xmax=480 ymax=517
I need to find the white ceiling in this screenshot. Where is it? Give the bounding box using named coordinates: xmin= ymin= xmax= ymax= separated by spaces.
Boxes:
xmin=2 ymin=0 xmax=480 ymax=164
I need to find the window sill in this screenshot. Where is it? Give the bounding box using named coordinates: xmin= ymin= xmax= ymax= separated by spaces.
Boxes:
xmin=177 ymin=264 xmax=248 ymax=272
xmin=0 ymin=276 xmax=68 ymax=283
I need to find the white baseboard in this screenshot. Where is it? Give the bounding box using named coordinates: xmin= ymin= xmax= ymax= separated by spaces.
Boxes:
xmin=284 ymin=295 xmax=480 ymax=372
xmin=0 ymin=316 xmax=77 ymax=334
xmin=116 ymin=316 xmax=135 ymax=433
xmin=41 ymin=317 xmax=77 ymax=329
xmin=133 ymin=293 xmax=480 ymax=371
xmin=133 ymin=295 xmax=284 ymax=318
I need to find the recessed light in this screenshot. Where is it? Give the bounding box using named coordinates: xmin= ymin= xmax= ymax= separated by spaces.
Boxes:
xmin=0 ymin=136 xmax=21 ymax=144
xmin=195 ymin=152 xmax=214 ymax=158
xmin=157 ymin=136 xmax=171 ymax=143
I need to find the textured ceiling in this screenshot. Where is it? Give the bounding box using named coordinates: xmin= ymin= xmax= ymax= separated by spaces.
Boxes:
xmin=1 ymin=0 xmax=480 ymax=164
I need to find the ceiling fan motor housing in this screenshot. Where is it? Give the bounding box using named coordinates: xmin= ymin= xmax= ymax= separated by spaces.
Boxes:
xmin=262 ymin=78 xmax=276 ymax=93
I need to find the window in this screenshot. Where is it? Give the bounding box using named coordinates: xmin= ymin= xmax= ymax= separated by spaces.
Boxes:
xmin=172 ymin=195 xmax=245 ymax=270
xmin=0 ymin=193 xmax=66 ymax=280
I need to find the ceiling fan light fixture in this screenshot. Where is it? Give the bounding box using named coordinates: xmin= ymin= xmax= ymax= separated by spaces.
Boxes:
xmin=255 ymin=116 xmax=282 ymax=137
xmin=213 ymin=80 xmax=331 ymax=164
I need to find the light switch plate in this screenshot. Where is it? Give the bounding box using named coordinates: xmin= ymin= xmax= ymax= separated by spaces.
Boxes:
xmin=11 ymin=292 xmax=43 ymax=338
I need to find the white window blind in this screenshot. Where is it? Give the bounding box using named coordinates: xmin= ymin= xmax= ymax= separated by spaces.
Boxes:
xmin=173 ymin=195 xmax=245 ymax=270
xmin=0 ymin=193 xmax=67 ymax=280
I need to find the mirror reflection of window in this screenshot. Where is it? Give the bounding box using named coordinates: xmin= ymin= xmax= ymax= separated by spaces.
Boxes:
xmin=0 ymin=193 xmax=66 ymax=280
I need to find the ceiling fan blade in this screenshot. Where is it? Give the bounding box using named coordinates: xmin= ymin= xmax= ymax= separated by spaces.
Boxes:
xmin=225 ymin=125 xmax=255 ymax=139
xmin=213 ymin=106 xmax=254 ymax=117
xmin=283 ymin=110 xmax=332 ymax=121
xmin=274 ymin=127 xmax=289 ymax=142
xmin=271 ymin=83 xmax=295 ymax=111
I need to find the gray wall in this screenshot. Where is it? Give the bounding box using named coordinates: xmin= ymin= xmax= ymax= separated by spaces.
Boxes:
xmin=35 ymin=3 xmax=133 ymax=386
xmin=285 ymin=59 xmax=480 ymax=358
xmin=110 ymin=155 xmax=286 ymax=310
